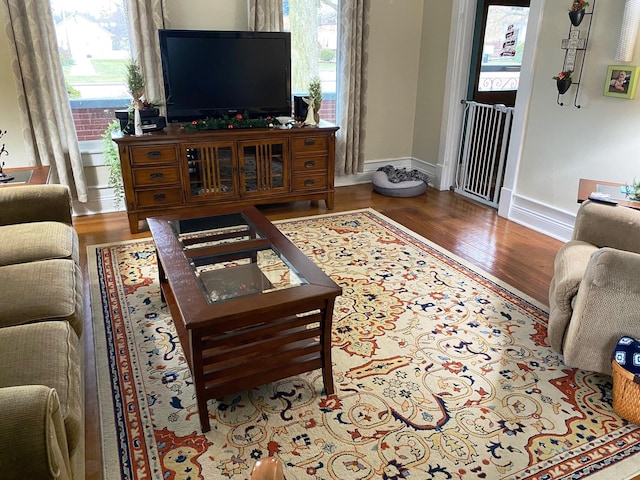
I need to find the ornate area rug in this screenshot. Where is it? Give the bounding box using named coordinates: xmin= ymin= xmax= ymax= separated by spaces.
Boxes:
xmin=88 ymin=208 xmax=640 ymax=480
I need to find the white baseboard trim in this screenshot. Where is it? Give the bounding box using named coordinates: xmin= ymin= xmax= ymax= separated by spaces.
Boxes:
xmin=72 ymin=184 xmax=125 ymax=217
xmin=506 ymin=193 xmax=576 ymax=242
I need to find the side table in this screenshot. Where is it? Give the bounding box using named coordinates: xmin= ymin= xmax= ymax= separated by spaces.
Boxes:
xmin=0 ymin=166 xmax=50 ymax=187
xmin=577 ymin=178 xmax=640 ymax=211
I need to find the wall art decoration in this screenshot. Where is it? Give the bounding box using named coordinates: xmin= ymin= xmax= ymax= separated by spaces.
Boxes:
xmin=604 ymin=65 xmax=639 ymax=99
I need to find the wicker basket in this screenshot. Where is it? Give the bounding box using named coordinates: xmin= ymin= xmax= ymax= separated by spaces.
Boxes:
xmin=612 ymin=359 xmax=640 ymax=425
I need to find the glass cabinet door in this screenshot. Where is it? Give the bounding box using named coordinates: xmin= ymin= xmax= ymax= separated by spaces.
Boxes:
xmin=239 ymin=140 xmax=288 ymax=195
xmin=184 ymin=143 xmax=238 ymax=200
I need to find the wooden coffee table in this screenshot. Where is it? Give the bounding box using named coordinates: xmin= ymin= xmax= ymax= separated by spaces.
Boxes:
xmin=148 ymin=206 xmax=341 ymax=432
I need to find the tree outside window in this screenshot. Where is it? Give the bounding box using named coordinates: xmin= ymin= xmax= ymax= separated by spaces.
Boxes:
xmin=284 ymin=0 xmax=338 ymax=123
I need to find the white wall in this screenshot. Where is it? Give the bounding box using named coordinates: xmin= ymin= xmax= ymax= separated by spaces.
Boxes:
xmin=412 ymin=2 xmax=453 ymax=170
xmin=516 ymin=1 xmax=640 ymax=214
xmin=165 ymin=0 xmax=247 ymax=30
xmin=365 ymin=0 xmax=424 ymax=162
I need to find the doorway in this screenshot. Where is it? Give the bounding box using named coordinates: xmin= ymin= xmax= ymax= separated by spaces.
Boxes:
xmin=449 ymin=1 xmax=531 ymax=209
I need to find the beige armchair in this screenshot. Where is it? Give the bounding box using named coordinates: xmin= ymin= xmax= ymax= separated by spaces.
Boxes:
xmin=548 ymin=200 xmax=640 ymax=375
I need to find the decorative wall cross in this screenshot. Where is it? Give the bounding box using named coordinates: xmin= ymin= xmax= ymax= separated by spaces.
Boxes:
xmin=561 ymin=30 xmax=587 ymax=72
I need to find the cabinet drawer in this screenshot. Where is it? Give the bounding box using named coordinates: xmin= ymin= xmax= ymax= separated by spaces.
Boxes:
xmin=292 ymin=174 xmax=328 ymax=192
xmin=132 ymin=166 xmax=180 ymax=187
xmin=292 ymin=136 xmax=328 ymax=155
xmin=135 ymin=187 xmax=182 ymax=207
xmin=292 ymin=156 xmax=328 ymax=172
xmin=130 ymin=145 xmax=177 ymax=165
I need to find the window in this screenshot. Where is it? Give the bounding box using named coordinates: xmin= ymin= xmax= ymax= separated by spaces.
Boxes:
xmin=283 ymin=0 xmax=338 ymax=124
xmin=52 ymin=1 xmax=340 ymax=139
xmin=51 ymin=0 xmax=132 ymax=141
xmin=469 ymin=1 xmax=530 ymax=106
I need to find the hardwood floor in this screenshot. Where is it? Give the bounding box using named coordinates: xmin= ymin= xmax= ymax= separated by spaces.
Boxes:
xmin=77 ymin=184 xmax=563 ymax=479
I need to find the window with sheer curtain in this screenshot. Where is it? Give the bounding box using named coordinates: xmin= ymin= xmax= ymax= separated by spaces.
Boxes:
xmin=283 ymin=0 xmax=338 ymax=124
xmin=51 ymin=0 xmax=133 ymax=141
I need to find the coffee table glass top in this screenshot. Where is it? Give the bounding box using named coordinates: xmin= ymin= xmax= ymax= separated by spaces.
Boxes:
xmin=168 ymin=212 xmax=307 ymax=303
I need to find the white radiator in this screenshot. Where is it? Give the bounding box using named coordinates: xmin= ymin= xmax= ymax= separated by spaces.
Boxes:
xmin=455 ymin=101 xmax=514 ymax=208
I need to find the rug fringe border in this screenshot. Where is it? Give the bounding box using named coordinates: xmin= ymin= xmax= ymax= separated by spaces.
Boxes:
xmin=87 ymin=244 xmax=128 ymax=478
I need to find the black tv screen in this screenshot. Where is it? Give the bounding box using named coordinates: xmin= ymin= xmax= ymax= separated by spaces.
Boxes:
xmin=159 ymin=29 xmax=292 ymax=123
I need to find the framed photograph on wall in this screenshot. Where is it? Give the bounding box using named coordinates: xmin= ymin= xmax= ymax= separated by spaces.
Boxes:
xmin=604 ymin=65 xmax=639 ymax=99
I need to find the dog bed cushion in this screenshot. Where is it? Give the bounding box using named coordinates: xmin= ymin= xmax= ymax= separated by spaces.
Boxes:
xmin=372 ymin=171 xmax=427 ymax=197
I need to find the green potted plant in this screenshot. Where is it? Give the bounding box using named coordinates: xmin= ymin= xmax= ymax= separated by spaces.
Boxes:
xmin=308 ymin=77 xmax=322 ymax=124
xmin=626 ymin=178 xmax=640 ymax=201
xmin=102 ymin=120 xmax=124 ymax=209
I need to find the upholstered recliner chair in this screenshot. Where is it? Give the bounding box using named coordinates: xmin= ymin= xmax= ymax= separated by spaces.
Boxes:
xmin=548 ymin=199 xmax=640 ymax=375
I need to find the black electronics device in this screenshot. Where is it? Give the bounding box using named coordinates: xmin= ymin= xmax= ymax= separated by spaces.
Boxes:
xmin=115 ymin=109 xmax=166 ymax=133
xmin=158 ymin=29 xmax=292 ymax=123
xmin=294 ymin=95 xmax=309 ymax=121
xmin=140 ymin=116 xmax=167 ymax=132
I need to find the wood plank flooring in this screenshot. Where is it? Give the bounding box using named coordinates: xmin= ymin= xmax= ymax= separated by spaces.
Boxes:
xmin=77 ymin=184 xmax=563 ymax=479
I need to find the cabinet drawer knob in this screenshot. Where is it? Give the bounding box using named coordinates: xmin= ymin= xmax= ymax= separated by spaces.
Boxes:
xmin=304 ymin=138 xmax=316 ymax=146
xmin=147 ymin=150 xmax=162 ymax=158
xmin=304 ymin=179 xmax=315 ymax=187
xmin=304 ymin=160 xmax=315 ymax=168
xmin=152 ymin=193 xmax=167 ymax=201
xmin=150 ymin=172 xmax=165 ymax=180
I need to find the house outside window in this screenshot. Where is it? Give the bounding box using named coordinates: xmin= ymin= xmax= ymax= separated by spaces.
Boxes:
xmin=51 ymin=0 xmax=132 ymax=141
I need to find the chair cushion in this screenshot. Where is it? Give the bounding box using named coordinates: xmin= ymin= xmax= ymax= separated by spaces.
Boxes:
xmin=372 ymin=171 xmax=427 ymax=197
xmin=0 ymin=321 xmax=82 ymax=454
xmin=0 ymin=221 xmax=78 ymax=267
xmin=0 ymin=259 xmax=83 ymax=336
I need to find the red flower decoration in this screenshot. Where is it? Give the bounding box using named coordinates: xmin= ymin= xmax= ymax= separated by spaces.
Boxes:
xmin=228 ymin=124 xmax=234 ymax=129
xmin=570 ymin=0 xmax=588 ymax=11
xmin=235 ymin=113 xmax=243 ymax=120
xmin=192 ymin=120 xmax=198 ymax=125
xmin=179 ymin=125 xmax=185 ymax=131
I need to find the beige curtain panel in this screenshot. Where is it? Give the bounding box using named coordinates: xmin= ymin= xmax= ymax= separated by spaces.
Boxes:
xmin=128 ymin=0 xmax=169 ymax=105
xmin=249 ymin=0 xmax=284 ymax=32
xmin=336 ymin=0 xmax=370 ymax=176
xmin=1 ymin=0 xmax=87 ymax=202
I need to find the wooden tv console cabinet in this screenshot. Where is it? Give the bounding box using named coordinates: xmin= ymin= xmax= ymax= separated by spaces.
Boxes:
xmin=114 ymin=122 xmax=338 ymax=233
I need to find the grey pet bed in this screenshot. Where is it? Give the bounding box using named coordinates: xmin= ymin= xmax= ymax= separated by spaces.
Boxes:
xmin=372 ymin=170 xmax=428 ymax=198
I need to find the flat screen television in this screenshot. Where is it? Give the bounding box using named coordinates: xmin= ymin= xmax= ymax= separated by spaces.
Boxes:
xmin=158 ymin=29 xmax=292 ymax=123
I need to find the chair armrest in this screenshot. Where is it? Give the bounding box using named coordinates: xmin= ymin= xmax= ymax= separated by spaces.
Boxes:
xmin=573 ymin=200 xmax=640 ymax=254
xmin=0 ymin=385 xmax=72 ymax=480
xmin=0 ymin=185 xmax=73 ymax=226
xmin=547 ymin=240 xmax=598 ymax=354
xmin=562 ymin=247 xmax=640 ymax=374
